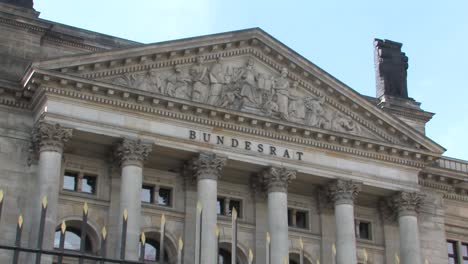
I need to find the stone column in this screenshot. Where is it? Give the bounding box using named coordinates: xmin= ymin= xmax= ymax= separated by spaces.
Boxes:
xmin=262 ymin=167 xmax=296 ymax=264
xmin=114 ymin=138 xmax=152 ymax=260
xmin=392 ymin=192 xmax=424 ymax=264
xmin=190 ymin=152 xmax=227 ymax=264
xmin=31 ymin=121 xmax=72 ymax=251
xmin=328 ymin=179 xmax=361 ymax=264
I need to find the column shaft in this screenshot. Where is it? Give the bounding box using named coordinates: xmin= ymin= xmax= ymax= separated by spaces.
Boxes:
xmin=119 ymin=164 xmax=143 ymax=260
xmin=37 ymin=150 xmax=63 ymax=249
xmin=190 ymin=152 xmax=227 ymax=264
xmin=198 ymin=178 xmax=218 ymax=264
xmin=328 ymin=179 xmax=361 ymax=264
xmin=268 ymin=191 xmax=289 ymax=264
xmin=398 ymin=215 xmax=421 ymax=264
xmin=262 ymin=167 xmax=296 ymax=264
xmin=334 ymin=203 xmax=357 ymax=264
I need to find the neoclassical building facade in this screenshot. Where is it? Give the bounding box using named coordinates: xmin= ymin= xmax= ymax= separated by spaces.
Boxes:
xmin=0 ymin=2 xmax=467 ymax=264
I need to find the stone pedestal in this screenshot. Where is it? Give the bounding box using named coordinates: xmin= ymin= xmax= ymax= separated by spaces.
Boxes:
xmin=31 ymin=122 xmax=72 ymax=250
xmin=190 ymin=152 xmax=226 ymax=264
xmin=328 ymin=179 xmax=361 ymax=264
xmin=262 ymin=167 xmax=296 ymax=264
xmin=114 ymin=139 xmax=152 ymax=261
xmin=392 ymin=192 xmax=423 ymax=264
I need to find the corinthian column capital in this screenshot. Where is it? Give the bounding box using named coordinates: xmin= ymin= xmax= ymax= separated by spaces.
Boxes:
xmin=262 ymin=166 xmax=296 ymax=193
xmin=328 ymin=179 xmax=362 ymax=205
xmin=31 ymin=121 xmax=73 ymax=153
xmin=114 ymin=138 xmax=152 ymax=167
xmin=190 ymin=152 xmax=227 ymax=181
xmin=391 ymin=191 xmax=424 ymax=217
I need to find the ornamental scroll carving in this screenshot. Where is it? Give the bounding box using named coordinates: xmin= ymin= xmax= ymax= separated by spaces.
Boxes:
xmin=190 ymin=152 xmax=227 ymax=181
xmin=31 ymin=121 xmax=73 ymax=153
xmin=262 ymin=166 xmax=296 ymax=193
xmin=114 ymin=138 xmax=152 ymax=167
xmin=103 ymin=56 xmax=363 ymax=136
xmin=328 ymin=179 xmax=362 ymax=205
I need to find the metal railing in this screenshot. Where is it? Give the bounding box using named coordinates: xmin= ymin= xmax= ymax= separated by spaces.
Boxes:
xmin=0 ymin=191 xmax=155 ymax=264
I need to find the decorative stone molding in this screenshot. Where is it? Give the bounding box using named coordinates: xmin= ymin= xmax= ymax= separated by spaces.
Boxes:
xmin=262 ymin=166 xmax=296 ymax=193
xmin=328 ymin=179 xmax=362 ymax=205
xmin=317 ymin=187 xmax=334 ymax=213
xmin=31 ymin=121 xmax=73 ymax=154
xmin=390 ymin=191 xmax=424 ymax=217
xmin=114 ymin=138 xmax=152 ymax=167
xmin=190 ymin=152 xmax=227 ymax=181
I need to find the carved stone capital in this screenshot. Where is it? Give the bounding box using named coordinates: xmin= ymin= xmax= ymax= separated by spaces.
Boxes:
xmin=262 ymin=167 xmax=296 ymax=193
xmin=31 ymin=121 xmax=73 ymax=154
xmin=328 ymin=179 xmax=362 ymax=205
xmin=190 ymin=152 xmax=227 ymax=181
xmin=390 ymin=191 xmax=424 ymax=217
xmin=114 ymin=138 xmax=152 ymax=167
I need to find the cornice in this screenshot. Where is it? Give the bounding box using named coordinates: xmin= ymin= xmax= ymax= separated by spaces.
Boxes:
xmin=419 ymin=173 xmax=468 ymax=203
xmin=28 ymin=29 xmax=444 ymax=154
xmin=35 ymin=83 xmax=437 ymax=168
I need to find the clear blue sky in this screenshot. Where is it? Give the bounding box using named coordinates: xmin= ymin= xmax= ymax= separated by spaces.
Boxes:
xmin=35 ymin=0 xmax=468 ymax=159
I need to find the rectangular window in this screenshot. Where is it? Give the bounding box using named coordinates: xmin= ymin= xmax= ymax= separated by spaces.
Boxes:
xmin=295 ymin=210 xmax=308 ymax=229
xmin=462 ymin=243 xmax=468 ymax=263
xmin=228 ymin=199 xmax=241 ymax=218
xmin=358 ymin=221 xmax=372 ymax=240
xmin=141 ymin=185 xmax=154 ymax=203
xmin=448 ymin=240 xmax=459 ymax=264
xmin=287 ymin=208 xmax=309 ymax=229
xmin=217 ymin=197 xmax=225 ymax=215
xmin=63 ymin=172 xmax=78 ymax=191
xmin=158 ymin=187 xmax=172 ymax=207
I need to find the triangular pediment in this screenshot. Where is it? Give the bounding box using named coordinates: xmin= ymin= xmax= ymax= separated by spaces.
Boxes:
xmin=27 ymin=28 xmax=445 ymax=154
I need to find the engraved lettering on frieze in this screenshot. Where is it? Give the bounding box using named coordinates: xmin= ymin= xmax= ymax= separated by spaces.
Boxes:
xmin=188 ymin=129 xmax=304 ymax=161
xmin=102 ymin=56 xmax=363 ymax=135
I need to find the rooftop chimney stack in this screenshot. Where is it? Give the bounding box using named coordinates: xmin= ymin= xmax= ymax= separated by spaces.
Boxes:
xmin=374 ymin=39 xmax=409 ymax=99
xmin=0 ymin=0 xmax=34 ymax=10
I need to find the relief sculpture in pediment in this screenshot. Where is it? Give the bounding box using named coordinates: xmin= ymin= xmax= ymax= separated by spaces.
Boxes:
xmin=103 ymin=56 xmax=364 ymax=136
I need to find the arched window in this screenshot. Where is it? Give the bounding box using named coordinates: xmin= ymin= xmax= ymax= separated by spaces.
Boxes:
xmin=53 ymin=221 xmax=96 ymax=254
xmin=218 ymin=248 xmax=240 ymax=264
xmin=289 ymin=253 xmax=313 ymax=264
xmin=138 ymin=236 xmax=169 ymax=262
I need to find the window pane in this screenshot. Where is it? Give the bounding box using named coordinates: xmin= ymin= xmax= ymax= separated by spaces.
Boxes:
xmin=287 ymin=209 xmax=292 ymax=227
xmin=448 ymin=241 xmax=455 ymax=254
xmin=462 ymin=243 xmax=468 ymax=257
xmin=296 ymin=211 xmax=307 ymax=229
xmin=217 ymin=197 xmax=225 ymax=215
xmin=63 ymin=173 xmax=78 ymax=191
xmin=449 ymin=257 xmax=455 ymax=264
xmin=359 ymin=222 xmax=371 ymax=240
xmin=229 ymin=200 xmax=241 ymax=217
xmin=141 ymin=185 xmax=153 ymax=203
xmin=158 ymin=188 xmax=171 ymax=206
xmin=82 ymin=175 xmax=96 ymax=194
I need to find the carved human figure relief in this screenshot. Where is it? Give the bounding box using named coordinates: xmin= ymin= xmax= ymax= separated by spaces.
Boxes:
xmin=272 ymin=67 xmax=290 ymax=120
xmin=207 ymin=57 xmax=225 ymax=106
xmin=288 ymin=81 xmax=306 ymax=122
xmin=97 ymin=56 xmax=367 ymax=137
xmin=166 ymin=64 xmax=192 ymax=100
xmin=190 ymin=56 xmax=210 ymax=103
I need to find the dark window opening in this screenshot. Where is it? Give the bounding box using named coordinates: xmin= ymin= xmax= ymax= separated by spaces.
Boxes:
xmin=448 ymin=240 xmax=459 ymax=264
xmin=54 ymin=226 xmax=93 ymax=253
xmin=217 ymin=197 xmax=225 ymax=215
xmin=228 ymin=199 xmax=241 ymax=217
xmin=158 ymin=187 xmax=172 ymax=207
xmin=358 ymin=221 xmax=372 ymax=240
